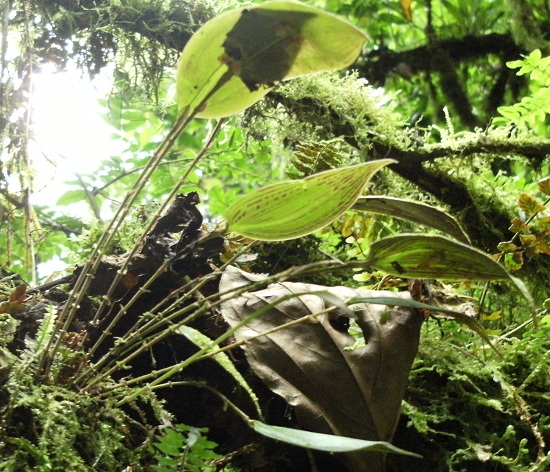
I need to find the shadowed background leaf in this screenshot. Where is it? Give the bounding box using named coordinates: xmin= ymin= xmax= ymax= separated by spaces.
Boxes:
xmin=353 ymin=196 xmax=470 ymax=243
xmin=366 ymin=234 xmax=511 ymax=280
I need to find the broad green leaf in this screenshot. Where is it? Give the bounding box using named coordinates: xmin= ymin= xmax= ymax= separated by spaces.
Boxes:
xmin=176 ymin=326 xmax=262 ymax=418
xmin=353 ymin=196 xmax=470 ymax=243
xmin=56 ymin=189 xmax=87 ymax=206
xmin=225 ymin=160 xmax=394 ymax=241
xmin=366 ymin=234 xmax=509 ymax=280
xmin=251 ymin=420 xmax=422 ymax=458
xmin=176 ymin=1 xmax=367 ymax=118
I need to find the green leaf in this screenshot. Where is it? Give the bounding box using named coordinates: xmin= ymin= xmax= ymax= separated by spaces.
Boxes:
xmin=56 ymin=189 xmax=86 ymax=206
xmin=176 ymin=1 xmax=367 ymax=118
xmin=176 ymin=326 xmax=262 ymax=418
xmin=353 ymin=196 xmax=470 ymax=243
xmin=154 ymin=442 xmax=181 ymax=457
xmin=225 ymin=160 xmax=394 ymax=241
xmin=366 ymin=234 xmax=509 ymax=280
xmin=251 ymin=420 xmax=422 ymax=458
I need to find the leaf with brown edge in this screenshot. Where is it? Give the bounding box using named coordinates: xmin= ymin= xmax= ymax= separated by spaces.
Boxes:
xmin=509 ymin=217 xmax=529 ymax=233
xmin=538 ymin=177 xmax=550 ymax=196
xmin=225 ymin=160 xmax=394 ymax=241
xmin=518 ymin=193 xmax=546 ymax=215
xmin=0 ymin=284 xmax=27 ymax=315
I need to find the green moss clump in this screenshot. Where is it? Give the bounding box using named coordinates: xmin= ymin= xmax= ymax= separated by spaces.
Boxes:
xmin=388 ymin=321 xmax=550 ymax=472
xmin=0 ymin=359 xmax=164 ymax=471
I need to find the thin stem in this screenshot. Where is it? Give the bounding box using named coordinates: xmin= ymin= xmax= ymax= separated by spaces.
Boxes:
xmin=36 ymin=63 xmax=235 ymax=378
xmin=114 ymin=288 xmax=339 ymax=405
xmin=82 ymin=120 xmax=225 ymax=361
xmin=150 ymin=380 xmax=253 ymax=424
xmin=37 ymin=110 xmax=192 ymax=377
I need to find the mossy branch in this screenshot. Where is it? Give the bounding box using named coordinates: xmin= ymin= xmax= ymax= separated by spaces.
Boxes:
xmin=389 ymin=136 xmax=550 ymax=166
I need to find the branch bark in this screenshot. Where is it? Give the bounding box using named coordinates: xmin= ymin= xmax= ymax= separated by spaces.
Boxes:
xmin=358 ymin=33 xmax=522 ymax=85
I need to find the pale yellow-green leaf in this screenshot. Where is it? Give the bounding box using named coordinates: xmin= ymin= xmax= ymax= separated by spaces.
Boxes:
xmin=176 ymin=1 xmax=367 ymax=119
xmin=251 ymin=421 xmax=421 ymax=457
xmin=177 ymin=326 xmax=262 ymax=417
xmin=225 ymin=160 xmax=394 ymax=241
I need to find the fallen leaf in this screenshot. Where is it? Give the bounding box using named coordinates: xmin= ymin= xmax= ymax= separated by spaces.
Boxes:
xmin=220 ymin=266 xmax=423 ymax=471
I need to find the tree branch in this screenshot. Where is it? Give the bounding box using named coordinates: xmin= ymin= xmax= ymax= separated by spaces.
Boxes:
xmin=358 ymin=33 xmax=522 ymax=85
xmin=28 ymin=0 xmax=214 ymax=72
xmin=383 ymin=135 xmax=550 ymax=166
xmin=270 ymin=90 xmax=550 ymax=251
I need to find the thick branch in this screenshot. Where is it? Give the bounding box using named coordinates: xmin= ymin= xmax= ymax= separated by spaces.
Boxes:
xmin=384 ymin=136 xmax=550 ymax=167
xmin=359 ymin=33 xmax=522 ymax=85
xmin=270 ymin=91 xmax=550 ymax=251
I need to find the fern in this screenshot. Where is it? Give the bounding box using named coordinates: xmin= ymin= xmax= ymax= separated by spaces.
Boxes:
xmin=151 ymin=424 xmax=222 ymax=472
xmin=495 ymin=49 xmax=550 ymax=134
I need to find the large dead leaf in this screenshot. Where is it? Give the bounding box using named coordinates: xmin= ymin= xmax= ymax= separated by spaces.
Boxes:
xmin=220 ymin=266 xmax=423 ymax=471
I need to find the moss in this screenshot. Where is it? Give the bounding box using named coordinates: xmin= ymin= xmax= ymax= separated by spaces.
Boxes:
xmin=275 ymin=71 xmax=408 ymax=149
xmin=0 ymin=358 xmax=164 ymax=471
xmin=248 ymin=235 xmax=354 ymax=286
xmin=389 ymin=321 xmax=550 ymax=471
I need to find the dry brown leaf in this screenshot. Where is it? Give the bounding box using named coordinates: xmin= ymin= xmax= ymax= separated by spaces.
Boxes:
xmin=220 ymin=266 xmax=423 ymax=471
xmin=400 ymin=0 xmax=413 ymax=21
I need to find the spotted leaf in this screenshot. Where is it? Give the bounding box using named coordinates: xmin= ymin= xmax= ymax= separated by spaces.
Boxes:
xmin=366 ymin=234 xmax=510 ymax=280
xmin=225 ymin=160 xmax=394 ymax=241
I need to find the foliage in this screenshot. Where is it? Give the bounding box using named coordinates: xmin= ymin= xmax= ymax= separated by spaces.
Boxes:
xmin=394 ymin=319 xmax=550 ymax=472
xmin=224 ymin=160 xmax=393 ymax=240
xmin=497 ymin=179 xmax=550 ymax=272
xmin=496 ymin=49 xmax=550 ymax=134
xmin=1 ymin=323 xmax=158 ymax=471
xmin=151 ymin=424 xmax=224 ymax=472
